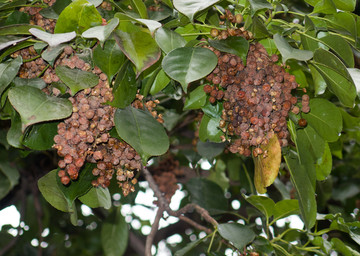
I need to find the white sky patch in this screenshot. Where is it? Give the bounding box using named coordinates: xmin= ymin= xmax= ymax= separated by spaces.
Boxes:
xmin=81 ymin=205 xmax=92 ymax=217
xmin=0 ymin=205 xmax=20 ymax=230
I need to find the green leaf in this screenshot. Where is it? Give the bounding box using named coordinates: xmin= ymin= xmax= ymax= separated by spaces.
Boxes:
xmin=22 ymin=122 xmax=58 ymax=150
xmin=320 ymin=34 xmax=354 ymax=68
xmin=13 ymin=77 xmax=46 ymax=89
xmin=285 ymin=151 xmax=317 ymax=229
xmin=39 ymin=0 xmax=72 ymax=19
xmin=0 ymin=161 xmax=19 ymax=200
xmin=183 ymin=85 xmax=207 ymax=110
xmin=0 ymin=56 xmax=22 ymax=96
xmin=332 ymin=0 xmax=356 ymax=11
xmin=42 ymin=44 xmax=66 ymax=66
xmin=149 ymin=69 xmax=171 ymax=95
xmin=174 ymin=237 xmax=207 ymax=256
xmin=82 ymin=18 xmax=119 ymax=46
xmin=186 ymin=177 xmax=227 ymax=212
xmin=93 ymin=39 xmax=125 ymax=82
xmin=0 ymin=35 xmax=30 ymax=51
xmin=0 ymin=24 xmax=44 ymax=35
xmin=272 ymin=199 xmax=300 ymax=223
xmin=244 ymin=195 xmax=275 ymax=220
xmin=113 ymin=13 xmax=161 ymax=34
xmin=79 ymin=187 xmax=111 ymax=209
xmin=208 ymin=159 xmax=229 ymax=190
xmin=248 ymin=0 xmax=273 ymax=16
xmin=217 ymin=223 xmax=256 ymax=250
xmin=312 ymin=48 xmax=357 ymax=107
xmin=315 ymin=142 xmax=332 ymax=181
xmin=197 ymin=141 xmax=225 ymax=160
xmin=114 ymin=106 xmax=169 ymax=164
xmin=114 ymin=22 xmax=161 ymax=77
xmin=8 ymin=86 xmax=72 ymax=131
xmin=311 ymin=0 xmax=337 ymax=14
xmin=108 ymin=62 xmax=137 ymax=108
xmin=309 ymin=65 xmax=327 ymax=95
xmin=155 ymin=27 xmax=187 ymax=54
xmin=347 ymin=68 xmax=360 ymax=96
xmin=340 ymin=108 xmax=360 ymax=141
xmin=131 ymin=0 xmax=148 ymax=19
xmin=7 ymin=111 xmax=23 ymax=148
xmin=273 ymin=34 xmax=313 ymax=63
xmin=208 ymin=37 xmax=249 ymax=64
xmin=297 ymin=125 xmax=325 ymax=165
xmin=101 ymin=207 xmax=128 ymax=256
xmin=5 ymin=10 xmax=29 ymax=25
xmin=331 ymin=238 xmax=360 ymax=256
xmin=54 ymin=0 xmax=102 ymax=34
xmin=162 ymin=47 xmax=217 ymax=92
xmin=259 ymin=38 xmax=278 ymax=55
xmin=173 ymin=0 xmax=220 ymax=22
xmin=199 ymin=114 xmax=222 ymax=143
xmin=303 ymin=98 xmax=342 ymax=142
xmin=55 ymin=65 xmax=99 ymax=95
xmin=29 ymin=28 xmax=76 ymax=47
xmin=38 ymin=169 xmax=71 ymax=212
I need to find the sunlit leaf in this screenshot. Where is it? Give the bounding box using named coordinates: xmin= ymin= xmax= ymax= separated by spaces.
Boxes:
xmin=173 ymin=0 xmax=220 ymax=22
xmin=82 ymin=18 xmax=119 ymax=46
xmin=244 ymin=195 xmax=275 ymax=220
xmin=155 ymin=27 xmax=186 ymax=54
xmin=273 ymin=34 xmax=313 ymax=63
xmin=29 ymin=28 xmax=76 ymax=47
xmin=218 ymin=223 xmax=256 ymax=250
xmin=79 ymin=187 xmax=111 ymax=209
xmin=208 ymin=37 xmax=249 ymax=63
xmin=0 ymin=56 xmax=22 ymax=96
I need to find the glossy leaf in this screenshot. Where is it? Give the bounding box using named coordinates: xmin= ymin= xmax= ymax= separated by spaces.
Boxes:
xmin=155 ymin=27 xmax=186 ymax=54
xmin=183 ymin=85 xmax=207 ymax=110
xmin=42 ymin=44 xmax=65 ymax=66
xmin=198 ymin=114 xmax=222 ymax=143
xmin=0 ymin=35 xmax=30 ymax=51
xmin=22 ymin=122 xmax=58 ymax=150
xmin=113 ymin=13 xmax=161 ymax=34
xmin=208 ymin=37 xmax=249 ymax=63
xmin=55 ymin=66 xmax=99 ymax=95
xmin=54 ymin=0 xmax=102 ymax=34
xmin=114 ymin=106 xmax=169 ymax=164
xmin=108 ymin=62 xmax=137 ymax=108
xmin=312 ymin=48 xmax=356 ymax=107
xmin=173 ymin=0 xmax=220 ymax=22
xmin=29 ymin=28 xmax=76 ymax=47
xmin=309 ymin=65 xmax=327 ymax=95
xmin=253 ymin=134 xmax=281 ymax=194
xmin=12 ymin=77 xmax=46 ymax=89
xmin=273 ymin=199 xmax=300 ymax=222
xmin=8 ymin=86 xmax=72 ymax=131
xmin=79 ymin=187 xmax=111 ymax=209
xmin=38 ymin=169 xmax=71 ymax=212
xmin=186 ymin=177 xmax=227 ymax=212
xmin=131 ymin=0 xmax=148 ymax=19
xmin=149 ymin=69 xmax=171 ymax=95
xmin=316 ymin=142 xmax=332 ymax=181
xmin=259 ymin=38 xmax=278 ymax=55
xmin=297 ymin=125 xmax=325 ymax=167
xmin=285 ymin=151 xmax=316 ymax=229
xmin=162 ymin=47 xmax=217 ymax=92
xmin=310 ymin=0 xmax=337 ymax=14
xmin=197 ymin=141 xmax=225 ymax=160
xmin=93 ymin=39 xmax=125 ymax=82
xmin=217 ymin=223 xmax=256 ymax=250
xmin=101 ymin=207 xmax=128 ymax=256
xmin=303 ymin=98 xmax=342 ymax=142
xmin=333 ymin=0 xmax=356 ymax=11
xmin=0 ymin=24 xmax=44 ymax=35
xmin=320 ymin=34 xmax=354 ymax=68
xmin=114 ymin=22 xmax=161 ymax=77
xmin=273 ymin=34 xmax=313 ymax=63
xmin=248 ymin=0 xmax=273 ymax=16
xmin=82 ymin=18 xmax=119 ymax=46
xmin=347 ymin=68 xmax=360 ymax=95
xmin=0 ymin=56 xmax=22 ymax=96
xmin=244 ymin=195 xmax=275 ymax=220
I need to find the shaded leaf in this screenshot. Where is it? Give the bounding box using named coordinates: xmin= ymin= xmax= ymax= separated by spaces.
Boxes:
xmin=273 ymin=33 xmax=313 ymax=63
xmin=131 ymin=0 xmax=148 ymax=19
xmin=155 ymin=27 xmax=186 ymax=54
xmin=82 ymin=18 xmax=119 ymax=46
xmin=310 ymin=0 xmax=337 ymax=14
xmin=101 ymin=207 xmax=128 ymax=256
xmin=29 ymin=28 xmax=76 ymax=47
xmin=0 ymin=35 xmax=30 ymax=51
xmin=12 ymin=77 xmax=46 ymax=89
xmin=22 ymin=122 xmax=58 ymax=150
xmin=218 ymin=223 xmax=256 ymax=250
xmin=174 ymin=237 xmax=206 ymax=256
xmin=0 ymin=56 xmax=22 ymax=96
xmin=273 ymin=199 xmax=300 ymax=222
xmin=303 ymin=98 xmax=342 ymax=142
xmin=6 ymin=111 xmax=23 ymax=148
xmin=208 ymin=159 xmax=229 ymax=190
xmin=208 ymin=37 xmax=249 ymax=63
xmin=253 ymin=134 xmax=281 ymax=194
xmin=8 ymin=86 xmax=72 ymax=131
xmin=199 ymin=114 xmax=222 ymax=143
xmin=244 ymin=195 xmax=275 ymax=220
xmin=42 ymin=44 xmax=65 ymax=66
xmin=315 ymin=142 xmax=332 ymax=181
xmin=93 ymin=39 xmax=125 ymax=82
xmin=183 ymin=85 xmax=207 ymax=110
xmin=173 ymin=0 xmax=220 ymax=22
xmin=55 ymin=66 xmax=99 ymax=95
xmin=54 ymin=0 xmax=102 ymax=34
xmin=284 ymin=151 xmax=316 ymax=229
xmin=333 ymin=0 xmax=356 ymax=11
xmin=162 ymin=47 xmax=217 ymax=92
xmin=0 ymin=161 xmax=19 ymax=200
xmin=114 ymin=106 xmax=169 ymax=164
xmin=197 ymin=141 xmax=225 ymax=159
xmin=248 ymin=0 xmax=273 ymax=16
xmin=114 ymin=22 xmax=161 ymax=77
xmin=79 ymin=187 xmax=111 ymax=209
xmin=0 ymin=24 xmax=44 ymax=36
xmin=149 ymin=69 xmax=171 ymax=95
xmin=320 ymin=34 xmax=354 ymax=68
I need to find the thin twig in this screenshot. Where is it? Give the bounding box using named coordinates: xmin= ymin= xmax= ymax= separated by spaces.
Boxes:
xmin=145 ymin=206 xmax=164 ymax=256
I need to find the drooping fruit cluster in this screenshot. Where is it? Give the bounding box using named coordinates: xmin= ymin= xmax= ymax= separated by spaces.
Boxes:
xmin=204 ymin=42 xmax=300 ymax=157
xmin=150 ymin=155 xmax=184 ymax=203
xmin=20 ymin=0 xmax=56 ymax=33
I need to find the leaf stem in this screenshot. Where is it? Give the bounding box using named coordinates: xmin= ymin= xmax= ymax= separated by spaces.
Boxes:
xmin=242 ymin=163 xmax=255 ymax=195
xmin=23 ymin=55 xmax=41 ymax=63
xmin=180 ymin=32 xmax=211 ymax=36
xmin=207 ymin=229 xmax=217 ymax=253
xmin=37 ymin=64 xmax=50 ymax=78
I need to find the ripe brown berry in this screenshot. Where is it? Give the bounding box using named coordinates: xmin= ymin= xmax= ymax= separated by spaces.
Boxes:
xmin=210 ymin=28 xmax=219 ymax=37
xmin=298 ymin=118 xmax=307 ymax=127
xmin=61 ymin=176 xmax=71 ymax=185
xmin=235 ymin=13 xmax=243 ymax=24
xmin=209 ymin=96 xmax=216 ymax=104
xmin=204 ymin=84 xmax=212 ymax=93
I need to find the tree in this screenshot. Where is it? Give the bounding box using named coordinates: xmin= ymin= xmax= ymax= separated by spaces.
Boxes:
xmin=0 ymin=0 xmax=360 ymax=255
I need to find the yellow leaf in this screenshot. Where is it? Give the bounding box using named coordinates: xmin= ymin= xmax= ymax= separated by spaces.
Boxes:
xmin=253 ymin=134 xmax=281 ymax=193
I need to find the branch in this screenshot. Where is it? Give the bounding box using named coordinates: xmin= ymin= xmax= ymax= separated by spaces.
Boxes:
xmin=145 ymin=206 xmax=164 ymax=256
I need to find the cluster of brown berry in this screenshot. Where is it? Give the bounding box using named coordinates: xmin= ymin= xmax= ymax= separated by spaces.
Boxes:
xmin=150 ymin=155 xmax=184 ymax=203
xmin=20 ymin=0 xmax=56 ymax=33
xmin=204 ymin=42 xmax=300 ymax=157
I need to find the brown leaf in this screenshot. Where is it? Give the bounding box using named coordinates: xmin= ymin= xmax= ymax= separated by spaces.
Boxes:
xmin=253 ymin=134 xmax=281 ymax=193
